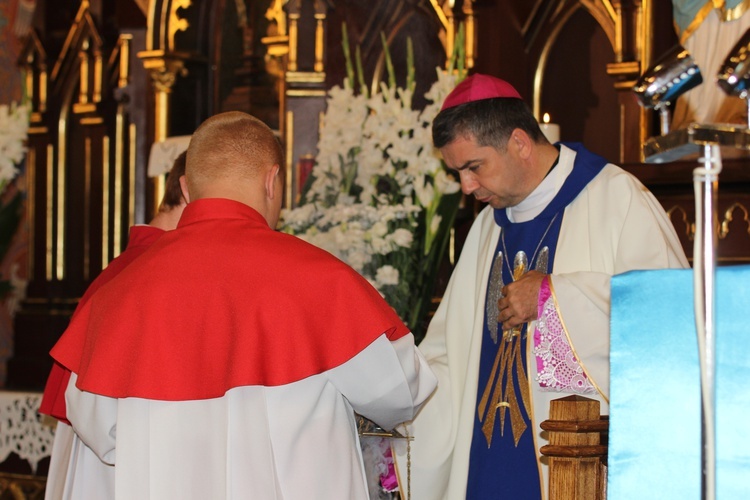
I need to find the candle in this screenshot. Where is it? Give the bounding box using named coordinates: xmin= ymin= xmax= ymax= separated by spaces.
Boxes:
xmin=540 ymin=113 xmax=560 ymax=144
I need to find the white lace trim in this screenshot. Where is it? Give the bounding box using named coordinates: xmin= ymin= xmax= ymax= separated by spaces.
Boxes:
xmin=534 ymin=297 xmax=596 ymax=394
xmin=0 ymin=391 xmax=55 ymax=473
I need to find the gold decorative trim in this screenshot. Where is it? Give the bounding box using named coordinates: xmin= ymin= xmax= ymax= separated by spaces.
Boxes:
xmin=582 ymin=0 xmax=617 ymax=41
xmin=102 ymin=136 xmax=110 ymax=267
xmin=548 ymin=278 xmax=609 ymax=405
xmin=261 ymin=34 xmax=290 ymax=57
xmin=462 ymin=0 xmax=476 ymax=69
xmin=314 ymin=12 xmax=325 ymax=73
xmin=114 ymin=107 xmax=125 ymax=258
xmin=24 ymin=61 xmax=33 ymax=107
xmin=28 ymin=126 xmax=48 ymax=135
xmin=678 ymin=1 xmax=715 ymax=44
xmin=46 ymin=144 xmax=54 ymax=281
xmin=168 ymin=0 xmax=191 ymax=51
xmin=429 ymin=0 xmax=450 ymax=32
xmin=288 ymin=11 xmax=299 ymax=72
xmin=719 ymin=202 xmax=750 ymax=239
xmin=73 ymin=103 xmax=97 ymax=115
xmin=0 ymin=472 xmax=47 ymax=498
xmin=667 ymin=205 xmax=696 ymax=240
xmin=118 ymin=35 xmax=132 ymax=88
xmin=606 ymin=61 xmax=641 ymax=76
xmin=27 ymin=148 xmax=36 ymax=280
xmin=265 ymin=0 xmax=287 ymax=36
xmin=285 ymin=110 xmax=294 ymax=209
xmin=723 ymin=0 xmax=750 ymax=22
xmin=430 ymin=0 xmax=475 ymax=67
xmin=138 ymin=51 xmax=189 ymax=94
xmin=129 ymin=123 xmax=136 ymax=229
xmin=532 ymin=7 xmax=581 ymax=120
xmin=612 ymin=79 xmax=639 ymax=90
xmin=51 ymin=0 xmax=102 ymax=82
xmin=639 ymin=0 xmax=654 ymax=152
xmin=79 ymin=39 xmax=90 ymax=105
xmin=79 ymin=117 xmax=103 ymax=125
xmin=40 ymin=69 xmax=48 ymax=113
xmin=534 ymin=3 xmax=618 ymax=119
xmin=93 ymin=52 xmax=102 ymax=103
xmin=286 ymin=89 xmax=327 ymax=97
xmin=138 ymin=51 xmax=189 ymax=215
xmin=56 ymin=111 xmax=67 ymax=281
xmin=84 ymin=138 xmax=92 ymax=281
xmin=285 ymin=71 xmax=325 ymax=84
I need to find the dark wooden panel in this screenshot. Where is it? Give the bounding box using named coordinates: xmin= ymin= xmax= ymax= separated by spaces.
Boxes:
xmin=623 ymin=158 xmax=750 ymax=264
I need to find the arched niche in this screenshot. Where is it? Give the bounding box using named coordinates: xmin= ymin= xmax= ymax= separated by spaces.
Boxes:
xmin=535 ymin=7 xmax=620 ymax=161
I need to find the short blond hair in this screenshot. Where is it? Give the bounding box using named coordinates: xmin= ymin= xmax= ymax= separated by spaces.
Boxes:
xmin=185 ymin=112 xmax=283 ymax=196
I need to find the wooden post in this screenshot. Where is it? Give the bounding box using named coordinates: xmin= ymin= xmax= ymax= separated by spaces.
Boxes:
xmin=540 ymin=395 xmax=609 ymax=500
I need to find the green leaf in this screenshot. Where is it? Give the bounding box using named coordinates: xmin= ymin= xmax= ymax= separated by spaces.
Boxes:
xmin=406 ymin=38 xmax=415 ymax=93
xmin=355 ymin=46 xmax=367 ymax=97
xmin=380 ymin=32 xmax=396 ymax=90
xmin=342 ymin=23 xmax=355 ymax=90
xmin=0 ymin=191 xmax=23 ymax=263
xmin=409 ymin=190 xmax=461 ymax=343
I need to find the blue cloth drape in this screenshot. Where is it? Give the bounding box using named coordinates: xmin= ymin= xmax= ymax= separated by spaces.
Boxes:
xmin=609 ymin=266 xmax=750 ymax=499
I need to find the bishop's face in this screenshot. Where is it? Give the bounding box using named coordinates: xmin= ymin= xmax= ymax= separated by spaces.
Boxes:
xmin=440 ymin=133 xmax=530 ymax=209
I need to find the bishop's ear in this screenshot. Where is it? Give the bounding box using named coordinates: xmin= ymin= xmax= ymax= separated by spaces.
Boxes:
xmin=510 ymin=128 xmax=532 ymax=159
xmin=178 ymin=175 xmax=191 ymax=204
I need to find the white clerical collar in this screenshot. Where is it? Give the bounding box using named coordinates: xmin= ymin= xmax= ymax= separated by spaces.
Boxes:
xmin=506 ymin=144 xmax=575 ymax=223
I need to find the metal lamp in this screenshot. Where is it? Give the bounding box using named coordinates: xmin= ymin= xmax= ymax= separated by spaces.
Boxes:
xmin=633 ymin=45 xmax=703 ymax=135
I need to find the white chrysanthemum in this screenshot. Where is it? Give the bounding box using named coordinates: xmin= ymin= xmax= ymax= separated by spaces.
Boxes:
xmin=375 ymin=265 xmax=400 ymax=286
xmin=370 ymin=236 xmax=392 ymax=255
xmin=346 ymin=249 xmax=371 ymax=272
xmin=370 ymin=221 xmax=388 ymax=238
xmin=388 ymin=228 xmax=413 ymax=248
xmin=280 ymin=203 xmax=322 ymax=231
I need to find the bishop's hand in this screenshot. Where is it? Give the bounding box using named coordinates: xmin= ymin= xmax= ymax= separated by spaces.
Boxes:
xmin=498 ymin=270 xmax=547 ymax=329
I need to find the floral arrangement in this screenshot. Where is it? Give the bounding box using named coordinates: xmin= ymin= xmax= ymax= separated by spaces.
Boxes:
xmin=0 ymin=102 xmax=29 ymax=298
xmin=0 ymin=103 xmax=29 ymax=192
xmin=281 ymin=27 xmax=467 ymax=343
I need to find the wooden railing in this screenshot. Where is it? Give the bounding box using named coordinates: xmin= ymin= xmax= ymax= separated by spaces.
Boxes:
xmin=540 ymin=395 xmax=609 ymax=500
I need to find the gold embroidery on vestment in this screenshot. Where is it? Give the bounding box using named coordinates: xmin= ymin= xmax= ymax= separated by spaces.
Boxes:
xmin=478 ymin=257 xmax=532 ymax=448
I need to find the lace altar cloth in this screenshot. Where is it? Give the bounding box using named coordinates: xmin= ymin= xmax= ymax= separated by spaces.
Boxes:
xmin=0 ymin=391 xmax=55 ymax=473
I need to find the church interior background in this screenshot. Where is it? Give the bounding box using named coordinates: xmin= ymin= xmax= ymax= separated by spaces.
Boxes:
xmin=0 ymin=0 xmax=749 ymax=496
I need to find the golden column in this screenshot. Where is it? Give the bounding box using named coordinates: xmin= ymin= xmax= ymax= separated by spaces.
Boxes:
xmin=606 ymin=0 xmax=653 ymax=164
xmin=138 ymin=0 xmax=191 ymax=216
xmin=263 ymin=0 xmax=329 ymax=208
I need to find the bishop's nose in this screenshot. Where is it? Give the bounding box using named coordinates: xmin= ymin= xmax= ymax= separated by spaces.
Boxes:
xmin=458 ymin=169 xmax=478 ymax=195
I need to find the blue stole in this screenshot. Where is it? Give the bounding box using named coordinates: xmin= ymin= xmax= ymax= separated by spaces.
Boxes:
xmin=466 ymin=143 xmax=608 ymax=499
xmin=609 ymin=266 xmax=750 ymax=499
